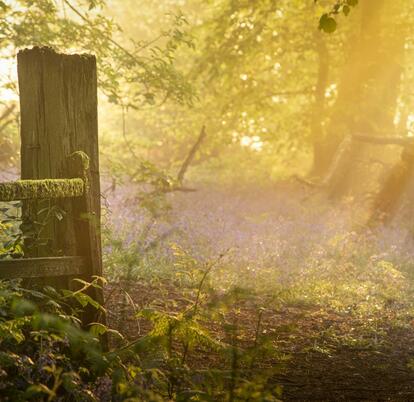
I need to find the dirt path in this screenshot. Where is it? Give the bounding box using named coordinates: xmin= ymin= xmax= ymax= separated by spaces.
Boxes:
xmin=105 ymin=280 xmax=414 ymax=401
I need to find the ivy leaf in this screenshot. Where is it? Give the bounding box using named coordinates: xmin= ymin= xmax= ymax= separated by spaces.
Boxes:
xmin=319 ymin=14 xmax=337 ymax=34
xmin=347 ymin=0 xmax=359 ymax=6
xmin=343 ymin=5 xmax=351 ymax=16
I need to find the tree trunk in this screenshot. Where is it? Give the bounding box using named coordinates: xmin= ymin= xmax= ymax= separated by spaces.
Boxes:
xmin=309 ymin=31 xmax=329 ymax=178
xmin=316 ymin=0 xmax=406 ymax=200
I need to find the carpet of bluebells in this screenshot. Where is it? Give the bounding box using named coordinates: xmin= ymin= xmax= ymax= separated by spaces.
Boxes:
xmin=103 ymin=180 xmax=414 ymax=290
xmin=102 ymin=180 xmax=414 ymax=399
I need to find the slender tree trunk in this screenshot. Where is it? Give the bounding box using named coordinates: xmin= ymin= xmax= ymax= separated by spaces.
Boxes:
xmin=309 ymin=31 xmax=329 ymax=178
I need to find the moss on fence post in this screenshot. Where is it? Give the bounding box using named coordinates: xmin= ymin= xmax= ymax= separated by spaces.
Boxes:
xmin=0 ymin=178 xmax=85 ymax=202
xmin=68 ymin=151 xmax=90 ymax=191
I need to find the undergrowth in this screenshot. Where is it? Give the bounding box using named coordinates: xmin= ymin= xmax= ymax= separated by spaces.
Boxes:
xmin=3 ymin=186 xmax=414 ymax=400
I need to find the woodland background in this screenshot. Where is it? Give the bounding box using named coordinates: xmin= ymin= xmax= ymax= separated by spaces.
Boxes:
xmin=1 ymin=1 xmax=414 ymax=401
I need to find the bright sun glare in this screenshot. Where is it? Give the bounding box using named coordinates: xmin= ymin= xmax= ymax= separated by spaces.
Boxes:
xmin=0 ymin=57 xmax=18 ymax=102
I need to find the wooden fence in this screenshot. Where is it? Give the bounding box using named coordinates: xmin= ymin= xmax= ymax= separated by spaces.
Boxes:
xmin=0 ymin=47 xmax=103 ymax=324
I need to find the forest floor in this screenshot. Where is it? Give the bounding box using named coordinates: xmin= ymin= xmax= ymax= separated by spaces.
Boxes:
xmin=106 ymin=280 xmax=414 ymax=401
xmin=104 ymin=181 xmax=414 ymax=401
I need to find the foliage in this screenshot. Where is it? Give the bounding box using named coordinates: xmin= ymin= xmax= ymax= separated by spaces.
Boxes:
xmin=3 ymin=181 xmax=414 ymax=400
xmin=0 ymin=278 xmax=109 ymax=401
xmin=0 ymin=0 xmax=195 ymax=108
xmin=317 ymin=0 xmax=359 ymax=33
xmin=98 ymin=0 xmax=349 ymax=183
xmin=0 ymin=200 xmax=71 ymax=259
xmin=0 ymin=201 xmax=23 ymax=258
xmin=96 ymin=0 xmax=414 ymax=189
xmin=0 ymin=263 xmax=288 ymax=401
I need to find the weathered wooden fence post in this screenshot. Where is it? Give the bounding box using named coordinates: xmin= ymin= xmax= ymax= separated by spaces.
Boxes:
xmin=16 ymin=47 xmax=104 ymax=323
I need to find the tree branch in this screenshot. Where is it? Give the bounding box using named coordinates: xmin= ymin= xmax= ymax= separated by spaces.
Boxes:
xmin=353 ymin=133 xmax=413 ymax=146
xmin=177 ymin=125 xmax=207 ymax=183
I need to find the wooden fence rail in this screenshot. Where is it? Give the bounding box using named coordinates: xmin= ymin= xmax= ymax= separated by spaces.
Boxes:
xmin=0 ymin=257 xmax=85 ymax=279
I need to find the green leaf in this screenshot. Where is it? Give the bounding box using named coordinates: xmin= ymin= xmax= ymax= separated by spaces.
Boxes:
xmin=346 ymin=0 xmax=359 ymax=6
xmin=75 ymin=293 xmax=103 ymax=311
xmin=89 ymin=322 xmax=107 ymax=336
xmin=11 ymin=298 xmax=37 ymax=316
xmin=343 ymin=5 xmax=351 ymax=16
xmin=62 ymin=372 xmax=81 ymax=392
xmin=25 ymin=384 xmax=54 ymax=399
xmin=319 ymin=14 xmax=337 ymax=34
